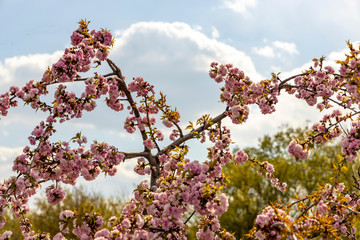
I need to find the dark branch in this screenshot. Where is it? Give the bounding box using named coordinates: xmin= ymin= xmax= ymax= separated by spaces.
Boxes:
xmin=123 ymin=151 xmax=151 ymax=159
xmin=74 ymin=72 xmax=117 ymax=82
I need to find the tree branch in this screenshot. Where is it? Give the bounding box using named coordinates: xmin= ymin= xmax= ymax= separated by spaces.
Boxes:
xmin=156 ymin=111 xmax=227 ymax=157
xmin=106 ymin=59 xmax=160 ymax=189
xmin=74 ymin=72 xmax=117 ymax=82
xmin=122 ymin=151 xmax=151 ymax=159
xmin=278 ymin=73 xmax=308 ymax=91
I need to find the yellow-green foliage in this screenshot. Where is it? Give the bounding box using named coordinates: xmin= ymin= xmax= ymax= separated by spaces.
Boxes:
xmin=1 ymin=186 xmax=124 ymax=238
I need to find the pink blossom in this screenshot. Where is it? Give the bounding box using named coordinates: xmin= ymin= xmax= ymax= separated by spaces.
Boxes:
xmin=59 ymin=210 xmax=74 ymax=220
xmin=337 ymin=182 xmax=345 ymax=192
xmin=143 ymin=139 xmax=155 ymax=150
xmin=122 ymin=218 xmax=131 ymax=228
xmin=95 ymin=48 xmax=109 ymax=61
xmin=218 ymin=64 xmax=227 ymax=76
xmin=162 ymin=119 xmax=173 ymax=128
xmin=317 ymin=200 xmax=328 ymax=215
xmin=254 ymin=231 xmax=266 ymax=240
xmin=103 ymin=32 xmax=113 ymax=46
xmin=46 ymin=187 xmax=65 ymax=205
xmin=0 ymin=218 xmax=5 ymax=229
xmin=73 ymin=224 xmax=91 ymax=240
xmin=196 ymin=229 xmax=214 ymax=240
xmin=234 ymin=150 xmax=248 ymax=164
xmin=266 ymin=163 xmax=275 ymax=174
xmin=209 ymin=71 xmax=217 ymax=79
xmin=31 ymin=125 xmax=44 ymax=138
xmin=169 ymin=129 xmax=179 ymax=141
xmin=53 ymin=233 xmax=65 ymax=240
xmin=213 ymin=194 xmax=228 ymax=215
xmin=71 ymin=31 xmax=84 ymax=46
xmin=288 ymin=140 xmax=309 ymax=160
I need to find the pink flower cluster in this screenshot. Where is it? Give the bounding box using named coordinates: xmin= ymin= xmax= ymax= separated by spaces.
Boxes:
xmin=234 ymin=149 xmax=248 ymax=164
xmin=338 ymin=42 xmax=360 ymax=103
xmin=0 ymin=92 xmax=14 ymax=118
xmin=0 ymin=231 xmax=12 ymax=240
xmin=56 ymin=209 xmax=106 ymax=239
xmin=134 ymin=157 xmax=151 ymax=175
xmin=261 ymin=161 xmax=287 ymax=192
xmin=289 ymin=65 xmax=339 ymax=111
xmin=310 ymin=109 xmax=342 ymax=144
xmin=128 ymin=77 xmax=155 ymax=97
xmin=0 ymin=21 xmax=115 ymax=123
xmin=251 ymin=182 xmax=359 ymax=239
xmin=341 ymin=121 xmax=360 ymax=161
xmin=254 ymin=206 xmax=294 ymax=240
xmin=294 ymin=183 xmax=358 ymax=239
xmin=51 ymin=74 xmax=124 ymax=123
xmin=51 ymin=20 xmax=113 ymax=83
xmin=0 ymin=133 xmax=126 ymax=236
xmin=105 ymin=77 xmax=125 ymax=111
xmin=288 ymin=140 xmax=309 ymax=160
xmin=196 ymin=215 xmax=234 ymax=240
xmin=45 ymin=186 xmax=65 ymax=205
xmin=2 ymin=79 xmax=50 ymax=114
xmin=143 ymin=138 xmax=155 ymax=150
xmin=209 ymin=62 xmax=279 ymax=124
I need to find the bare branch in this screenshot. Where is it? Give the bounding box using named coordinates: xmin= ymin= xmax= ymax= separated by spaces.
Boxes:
xmin=122 ymin=151 xmax=151 ymax=159
xmin=184 ymin=211 xmax=196 ymax=225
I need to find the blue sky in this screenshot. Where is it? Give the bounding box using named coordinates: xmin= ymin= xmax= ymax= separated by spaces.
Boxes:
xmin=1 ymin=0 xmax=360 ymax=198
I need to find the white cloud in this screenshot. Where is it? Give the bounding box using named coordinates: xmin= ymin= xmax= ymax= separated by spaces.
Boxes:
xmin=0 ymin=21 xmax=262 ymax=100
xmin=211 ymin=26 xmax=220 ymax=39
xmin=252 ymin=46 xmax=275 ymax=58
xmin=193 ymin=25 xmax=203 ymax=31
xmin=222 ymin=0 xmax=257 ymax=14
xmin=112 ymin=21 xmax=261 ymax=79
xmin=0 ymin=146 xmax=23 ymax=162
xmin=273 ymin=41 xmax=299 ymax=55
xmin=116 ymin=159 xmax=145 ymax=180
xmin=0 ymin=51 xmax=63 ymax=87
xmin=0 ymin=112 xmax=45 ymax=127
xmin=253 ymin=41 xmax=299 ymax=58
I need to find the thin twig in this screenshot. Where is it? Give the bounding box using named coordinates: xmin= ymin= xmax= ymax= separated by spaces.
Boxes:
xmin=184 ymin=211 xmax=196 ymax=225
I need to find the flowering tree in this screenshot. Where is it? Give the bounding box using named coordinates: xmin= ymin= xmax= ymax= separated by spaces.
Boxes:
xmin=0 ymin=20 xmax=360 ymax=239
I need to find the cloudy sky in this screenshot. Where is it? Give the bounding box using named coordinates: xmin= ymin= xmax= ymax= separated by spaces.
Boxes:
xmin=1 ymin=0 xmax=360 ymax=198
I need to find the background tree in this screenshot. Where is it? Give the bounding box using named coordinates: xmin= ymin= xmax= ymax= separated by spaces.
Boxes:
xmin=0 ymin=186 xmax=124 ymax=238
xmin=220 ymin=125 xmax=357 ymax=239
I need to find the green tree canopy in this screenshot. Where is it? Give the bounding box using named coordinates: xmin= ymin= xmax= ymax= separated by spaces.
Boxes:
xmin=219 ymin=125 xmax=356 ymax=239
